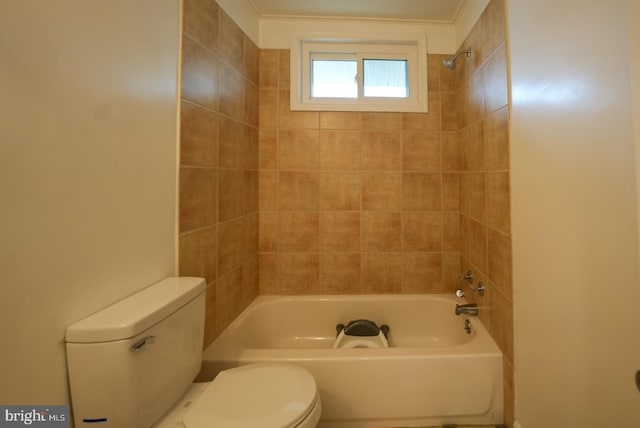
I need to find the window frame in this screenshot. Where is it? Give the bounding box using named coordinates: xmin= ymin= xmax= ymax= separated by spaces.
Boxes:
xmin=291 ymin=33 xmax=428 ymax=112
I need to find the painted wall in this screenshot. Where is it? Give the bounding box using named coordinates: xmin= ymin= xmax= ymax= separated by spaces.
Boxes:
xmin=454 ymin=0 xmax=490 ymax=48
xmin=217 ymin=0 xmax=488 ymax=55
xmin=510 ymin=0 xmax=640 ymax=426
xmin=216 ymin=0 xmax=260 ymax=44
xmin=0 ymin=0 xmax=180 ymax=405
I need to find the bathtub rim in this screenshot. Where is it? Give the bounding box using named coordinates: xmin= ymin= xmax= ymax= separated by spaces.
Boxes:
xmin=203 ymin=293 xmax=501 ymax=360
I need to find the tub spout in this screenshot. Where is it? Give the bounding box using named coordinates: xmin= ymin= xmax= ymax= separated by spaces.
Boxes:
xmin=455 ymin=303 xmax=478 ymax=316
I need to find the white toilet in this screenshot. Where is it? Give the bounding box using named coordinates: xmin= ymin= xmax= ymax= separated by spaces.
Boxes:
xmin=65 ymin=277 xmax=321 ymax=428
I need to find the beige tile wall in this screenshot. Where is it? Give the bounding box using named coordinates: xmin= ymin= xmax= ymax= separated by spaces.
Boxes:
xmin=455 ymin=0 xmax=514 ymax=426
xmin=180 ymin=0 xmax=512 ymax=423
xmin=258 ymin=50 xmax=462 ymax=295
xmin=179 ymin=0 xmax=259 ymax=347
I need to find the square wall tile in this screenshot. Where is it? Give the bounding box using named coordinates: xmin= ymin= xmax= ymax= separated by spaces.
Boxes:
xmin=362 ymin=172 xmax=402 ymax=211
xmin=179 ymin=226 xmax=217 ymax=284
xmin=216 ymin=267 xmax=242 ymax=333
xmin=219 ymin=10 xmax=243 ymax=71
xmin=488 ymin=227 xmax=513 ymax=297
xmin=402 ymin=212 xmax=442 ymax=252
xmin=402 ymin=132 xmax=441 ymax=172
xmin=361 ymin=131 xmax=401 ymax=170
xmin=244 ymin=82 xmax=259 ymax=126
xmin=320 ymin=112 xmax=362 ymax=130
xmin=218 ymin=169 xmax=243 ymax=222
xmin=402 ymin=173 xmax=442 ymax=211
xmin=218 ymin=62 xmax=244 ymax=121
xmin=244 ymin=125 xmax=259 ymax=169
xmin=243 ymin=35 xmax=260 ymax=85
xmin=442 ymin=173 xmax=460 ymax=211
xmin=278 ymin=212 xmax=319 ymax=252
xmin=181 ymin=34 xmax=218 ymax=110
xmin=243 ymin=255 xmax=259 ymax=305
xmin=278 ymin=171 xmax=320 ymax=211
xmin=259 ymin=130 xmax=277 ymax=169
xmin=361 ymin=253 xmax=403 ymax=293
xmin=361 ymin=212 xmax=402 ymax=252
xmin=320 ymin=173 xmax=361 ymax=211
xmin=260 ymin=49 xmax=279 ymax=88
xmin=362 ymin=112 xmax=401 ymax=130
xmin=218 ymin=116 xmax=243 ymax=168
xmin=485 ymin=107 xmax=509 ymax=170
xmin=320 ymin=253 xmax=361 ymax=293
xmin=490 ymin=286 xmax=514 ymax=363
xmin=183 ymin=0 xmax=219 ymax=52
xmin=218 ymin=217 xmax=244 ymax=276
xmin=279 ymin=253 xmax=320 ymax=293
xmin=259 ymin=88 xmax=278 ymax=129
xmin=258 ymin=253 xmax=278 ymax=293
xmin=442 ymin=133 xmax=460 ymax=171
xmin=243 ymin=213 xmax=259 ymax=260
xmin=319 ymin=131 xmax=362 ymax=170
xmin=259 ymin=171 xmax=278 ymax=211
xmin=320 ymin=212 xmax=360 ymax=252
xmin=278 ymin=50 xmax=290 ymax=89
xmin=179 ymin=166 xmax=217 ymax=233
xmin=203 ymin=282 xmax=217 ymax=347
xmin=278 ymin=130 xmax=319 ymax=170
xmin=180 ymin=99 xmax=217 ymax=167
xmin=403 ymin=253 xmax=442 ymax=293
xmin=259 ymin=212 xmax=278 ymax=252
xmin=487 ymin=172 xmax=511 ymax=234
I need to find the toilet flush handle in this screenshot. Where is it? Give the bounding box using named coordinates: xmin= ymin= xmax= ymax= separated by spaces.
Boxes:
xmin=130 ymin=335 xmax=155 ymax=352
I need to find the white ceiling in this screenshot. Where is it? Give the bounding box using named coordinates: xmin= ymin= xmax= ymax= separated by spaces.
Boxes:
xmin=249 ymin=0 xmax=467 ymax=22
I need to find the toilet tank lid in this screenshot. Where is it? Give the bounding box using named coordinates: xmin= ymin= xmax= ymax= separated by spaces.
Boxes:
xmin=65 ymin=277 xmax=206 ymax=343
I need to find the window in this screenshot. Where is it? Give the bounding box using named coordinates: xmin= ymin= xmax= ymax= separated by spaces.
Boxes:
xmin=291 ymin=34 xmax=428 ymax=112
xmin=311 ymin=56 xmax=357 ymax=98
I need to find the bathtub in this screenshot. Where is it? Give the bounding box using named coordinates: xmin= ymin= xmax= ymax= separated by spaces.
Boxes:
xmin=200 ymin=294 xmax=503 ymax=427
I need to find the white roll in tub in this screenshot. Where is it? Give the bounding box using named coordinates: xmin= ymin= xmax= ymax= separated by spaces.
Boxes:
xmin=200 ymin=294 xmax=503 ymax=428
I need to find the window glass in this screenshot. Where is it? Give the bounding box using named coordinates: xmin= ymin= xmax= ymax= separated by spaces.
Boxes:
xmin=363 ymin=59 xmax=408 ymax=98
xmin=311 ymin=59 xmax=358 ymax=98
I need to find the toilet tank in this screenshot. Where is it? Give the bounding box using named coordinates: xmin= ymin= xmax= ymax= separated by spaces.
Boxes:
xmin=65 ymin=277 xmax=206 ymax=428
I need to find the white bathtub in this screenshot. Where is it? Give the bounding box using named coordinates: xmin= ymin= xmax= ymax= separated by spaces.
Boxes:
xmin=200 ymin=294 xmax=503 ymax=427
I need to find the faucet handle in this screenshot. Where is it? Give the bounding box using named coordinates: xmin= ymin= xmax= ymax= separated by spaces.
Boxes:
xmin=460 ymin=270 xmax=474 ymax=283
xmin=470 ymin=281 xmax=485 ymax=297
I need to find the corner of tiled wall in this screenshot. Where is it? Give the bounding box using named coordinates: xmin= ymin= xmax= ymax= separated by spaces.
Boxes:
xmin=178 ymin=0 xmax=260 ymax=348
xmin=456 ymin=0 xmax=514 ymax=426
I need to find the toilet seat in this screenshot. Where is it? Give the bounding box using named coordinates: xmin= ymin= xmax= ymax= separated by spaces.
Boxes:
xmin=183 ymin=364 xmax=320 ymax=428
xmin=333 ymin=330 xmax=389 ymax=349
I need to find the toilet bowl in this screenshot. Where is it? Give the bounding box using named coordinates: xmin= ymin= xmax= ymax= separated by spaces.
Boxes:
xmin=156 ymin=364 xmax=321 ymax=428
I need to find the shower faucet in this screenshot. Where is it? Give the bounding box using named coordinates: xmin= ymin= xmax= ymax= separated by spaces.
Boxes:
xmin=455 ymin=303 xmax=478 ymax=316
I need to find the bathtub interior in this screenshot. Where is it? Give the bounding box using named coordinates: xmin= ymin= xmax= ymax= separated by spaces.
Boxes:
xmin=223 ymin=295 xmax=476 ymax=349
xmin=200 ymin=295 xmax=503 ymax=427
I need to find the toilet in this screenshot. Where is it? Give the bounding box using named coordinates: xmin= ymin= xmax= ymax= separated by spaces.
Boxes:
xmin=65 ymin=277 xmax=321 ymax=428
